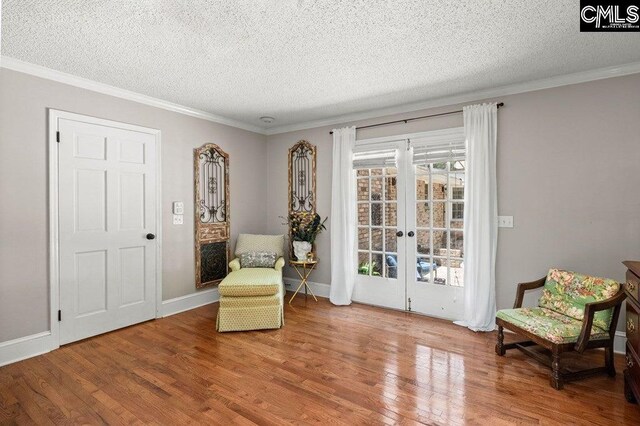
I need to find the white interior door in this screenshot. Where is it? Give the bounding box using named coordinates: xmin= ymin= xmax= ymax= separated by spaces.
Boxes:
xmin=351 ymin=141 xmax=407 ymax=310
xmin=57 ymin=116 xmax=158 ymax=345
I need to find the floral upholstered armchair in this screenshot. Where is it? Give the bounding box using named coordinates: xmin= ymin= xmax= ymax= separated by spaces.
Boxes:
xmin=495 ymin=269 xmax=626 ymax=389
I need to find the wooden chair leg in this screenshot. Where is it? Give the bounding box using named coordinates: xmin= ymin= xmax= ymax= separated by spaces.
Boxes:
xmin=495 ymin=325 xmax=506 ymax=356
xmin=605 ymin=344 xmax=616 ymax=377
xmin=551 ymin=348 xmax=563 ymax=390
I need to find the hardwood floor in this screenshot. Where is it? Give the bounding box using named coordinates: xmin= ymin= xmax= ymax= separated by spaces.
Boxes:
xmin=1 ymin=296 xmax=638 ymax=425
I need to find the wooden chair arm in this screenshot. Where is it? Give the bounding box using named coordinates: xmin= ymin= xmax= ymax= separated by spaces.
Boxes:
xmin=513 ymin=277 xmax=546 ymax=308
xmin=574 ymin=287 xmax=627 ymax=353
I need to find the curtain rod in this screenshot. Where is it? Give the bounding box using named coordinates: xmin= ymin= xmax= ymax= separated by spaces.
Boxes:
xmin=329 ymin=102 xmax=504 ymax=135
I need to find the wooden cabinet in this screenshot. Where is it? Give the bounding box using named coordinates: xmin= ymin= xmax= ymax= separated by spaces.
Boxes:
xmin=624 ymin=261 xmax=640 ymax=403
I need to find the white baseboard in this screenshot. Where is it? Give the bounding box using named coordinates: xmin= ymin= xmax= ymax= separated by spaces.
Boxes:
xmin=615 ymin=331 xmax=626 ymax=355
xmin=0 ymin=331 xmax=54 ymax=367
xmin=161 ymin=288 xmax=219 ymax=317
xmin=284 ymin=277 xmax=331 ymax=299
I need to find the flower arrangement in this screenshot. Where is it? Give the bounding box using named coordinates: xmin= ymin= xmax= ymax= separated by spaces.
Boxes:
xmin=287 ymin=212 xmax=327 ymax=243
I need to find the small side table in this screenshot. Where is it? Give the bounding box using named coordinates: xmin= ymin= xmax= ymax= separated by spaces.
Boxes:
xmin=288 ymin=259 xmax=318 ymax=305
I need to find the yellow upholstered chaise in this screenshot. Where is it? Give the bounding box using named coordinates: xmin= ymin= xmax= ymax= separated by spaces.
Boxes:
xmin=216 ymin=234 xmax=285 ymax=332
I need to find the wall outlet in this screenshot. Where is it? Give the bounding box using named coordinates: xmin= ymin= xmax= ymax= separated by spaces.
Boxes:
xmin=497 ymin=216 xmax=514 ymax=228
xmin=173 ymin=214 xmax=184 ymax=225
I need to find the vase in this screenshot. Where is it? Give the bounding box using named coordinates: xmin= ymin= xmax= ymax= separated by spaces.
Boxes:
xmin=293 ymin=241 xmax=312 ymax=261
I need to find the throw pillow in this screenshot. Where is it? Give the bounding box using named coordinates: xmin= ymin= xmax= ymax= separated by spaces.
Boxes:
xmin=239 ymin=251 xmax=277 ymax=268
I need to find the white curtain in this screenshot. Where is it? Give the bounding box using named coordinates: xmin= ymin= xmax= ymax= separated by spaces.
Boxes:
xmin=329 ymin=126 xmax=357 ymax=305
xmin=455 ymin=103 xmax=498 ymax=331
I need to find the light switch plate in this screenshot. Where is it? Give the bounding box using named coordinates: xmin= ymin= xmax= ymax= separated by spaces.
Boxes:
xmin=498 ymin=216 xmax=514 ymax=228
xmin=173 ymin=214 xmax=184 ymax=225
xmin=172 ymin=201 xmax=184 ymax=215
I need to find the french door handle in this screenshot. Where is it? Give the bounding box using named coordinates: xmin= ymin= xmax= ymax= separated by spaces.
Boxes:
xmin=407 ymin=231 xmax=415 ymax=237
xmin=396 ymin=231 xmax=404 ymax=237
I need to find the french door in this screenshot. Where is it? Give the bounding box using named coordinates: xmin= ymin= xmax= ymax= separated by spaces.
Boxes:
xmin=351 ymin=140 xmax=407 ymax=309
xmin=352 ymin=129 xmax=465 ymax=320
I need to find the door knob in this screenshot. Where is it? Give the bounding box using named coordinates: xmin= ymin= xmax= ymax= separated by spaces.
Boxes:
xmin=407 ymin=231 xmax=415 ymax=237
xmin=146 ymin=233 xmax=156 ymax=240
xmin=396 ymin=231 xmax=404 ymax=237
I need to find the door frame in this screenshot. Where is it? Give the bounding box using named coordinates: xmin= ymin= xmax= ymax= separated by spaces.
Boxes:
xmin=48 ymin=109 xmax=162 ymax=349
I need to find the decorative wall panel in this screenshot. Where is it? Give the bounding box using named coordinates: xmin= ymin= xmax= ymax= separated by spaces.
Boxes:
xmin=288 ymin=140 xmax=317 ymax=257
xmin=288 ymin=140 xmax=316 ymax=214
xmin=194 ymin=143 xmax=230 ymax=288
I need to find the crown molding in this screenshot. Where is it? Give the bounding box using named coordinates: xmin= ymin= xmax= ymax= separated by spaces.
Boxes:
xmin=0 ymin=56 xmax=267 ymax=134
xmin=264 ymin=61 xmax=640 ymax=135
xmin=3 ymin=56 xmax=639 ymax=137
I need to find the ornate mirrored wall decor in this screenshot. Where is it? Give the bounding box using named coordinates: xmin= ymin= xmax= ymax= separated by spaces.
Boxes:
xmin=194 ymin=143 xmax=230 ymax=288
xmin=288 ymin=140 xmax=316 ymax=214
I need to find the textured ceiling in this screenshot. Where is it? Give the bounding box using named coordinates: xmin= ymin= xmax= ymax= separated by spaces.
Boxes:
xmin=3 ymin=1 xmax=640 ymax=131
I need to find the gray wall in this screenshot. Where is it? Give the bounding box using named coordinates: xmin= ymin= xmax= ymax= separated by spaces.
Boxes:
xmin=0 ymin=68 xmax=267 ymax=342
xmin=266 ymin=73 xmax=640 ymax=328
xmin=2 ymin=67 xmax=638 ymax=344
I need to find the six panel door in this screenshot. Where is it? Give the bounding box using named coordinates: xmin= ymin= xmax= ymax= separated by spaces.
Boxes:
xmin=58 ymin=118 xmax=157 ymax=345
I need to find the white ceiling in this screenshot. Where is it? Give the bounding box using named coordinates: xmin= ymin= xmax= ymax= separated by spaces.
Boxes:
xmin=2 ymin=1 xmax=640 ymax=132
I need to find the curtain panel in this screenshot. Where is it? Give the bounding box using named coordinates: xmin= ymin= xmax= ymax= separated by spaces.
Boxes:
xmin=329 ymin=126 xmax=357 ymax=305
xmin=455 ymin=103 xmax=498 ymax=331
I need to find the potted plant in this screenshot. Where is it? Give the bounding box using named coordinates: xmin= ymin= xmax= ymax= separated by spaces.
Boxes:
xmin=288 ymin=212 xmax=327 ymax=260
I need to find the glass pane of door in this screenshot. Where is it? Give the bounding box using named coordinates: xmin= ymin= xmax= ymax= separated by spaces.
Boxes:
xmin=356 ymin=167 xmax=394 ymax=278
